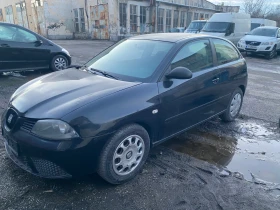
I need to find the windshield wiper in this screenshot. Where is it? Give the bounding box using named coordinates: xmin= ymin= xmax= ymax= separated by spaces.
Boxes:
xmin=88 ymin=68 xmax=119 ymax=80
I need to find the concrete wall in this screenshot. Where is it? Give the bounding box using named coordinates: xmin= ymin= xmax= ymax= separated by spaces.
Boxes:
xmin=44 ymin=0 xmax=74 ymax=39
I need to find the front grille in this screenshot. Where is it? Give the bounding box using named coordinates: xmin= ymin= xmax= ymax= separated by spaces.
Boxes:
xmin=5 ymin=109 xmax=18 ymax=130
xmin=21 ymin=120 xmax=36 ymax=132
xmin=245 ymin=41 xmax=261 ymax=46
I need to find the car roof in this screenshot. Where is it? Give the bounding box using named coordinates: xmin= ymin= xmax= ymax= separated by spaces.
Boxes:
xmin=129 ymin=33 xmax=209 ymax=43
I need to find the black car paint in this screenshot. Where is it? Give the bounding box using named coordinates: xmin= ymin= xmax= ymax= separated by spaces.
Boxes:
xmin=1 ymin=34 xmax=248 ymax=177
xmin=0 ymin=22 xmax=71 ymax=72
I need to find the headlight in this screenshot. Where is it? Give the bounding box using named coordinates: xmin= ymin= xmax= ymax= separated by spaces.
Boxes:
xmin=31 ymin=120 xmax=79 ymax=140
xmin=239 ymin=40 xmax=245 ymax=44
xmin=261 ymin=42 xmax=274 ymax=45
xmin=62 ymin=48 xmax=71 ymax=56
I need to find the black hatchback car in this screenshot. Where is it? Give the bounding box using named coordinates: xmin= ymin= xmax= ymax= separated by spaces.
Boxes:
xmin=0 ymin=22 xmax=71 ymax=72
xmin=1 ymin=34 xmax=247 ymax=184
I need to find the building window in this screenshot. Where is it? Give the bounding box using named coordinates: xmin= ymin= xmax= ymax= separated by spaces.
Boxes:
xmin=74 ymin=9 xmax=79 ymax=32
xmin=166 ymin=9 xmax=171 ymax=32
xmin=0 ymin=8 xmax=3 ymax=21
xmin=157 ymin=8 xmax=164 ymax=32
xmin=79 ymin=8 xmax=85 ymax=32
xmin=200 ymin=13 xmax=204 ymax=19
xmin=173 ymin=10 xmax=179 ymax=28
xmin=140 ymin=6 xmax=146 ymax=34
xmin=31 ymin=0 xmax=43 ymax=7
xmin=194 ymin=13 xmax=199 ymax=20
xmin=205 ymin=14 xmax=209 ymax=19
xmin=74 ymin=8 xmax=86 ymax=32
xmin=180 ymin=11 xmax=186 ymax=27
xmin=130 ymin=5 xmax=137 ymax=33
xmin=119 ymin=3 xmax=127 ymax=34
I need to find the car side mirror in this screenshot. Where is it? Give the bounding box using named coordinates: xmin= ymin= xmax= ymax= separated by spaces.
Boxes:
xmin=165 ymin=67 xmax=193 ymax=80
xmin=245 ymin=32 xmax=248 ymax=35
xmin=225 ymin=29 xmax=232 ymax=36
xmin=34 ymin=40 xmax=43 ymax=46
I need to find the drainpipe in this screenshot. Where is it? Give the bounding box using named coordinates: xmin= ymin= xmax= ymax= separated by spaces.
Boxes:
xmin=85 ymin=0 xmax=90 ymax=39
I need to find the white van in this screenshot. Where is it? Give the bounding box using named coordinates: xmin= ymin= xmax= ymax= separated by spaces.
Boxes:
xmin=251 ymin=18 xmax=277 ymax=30
xmin=200 ymin=13 xmax=251 ymax=45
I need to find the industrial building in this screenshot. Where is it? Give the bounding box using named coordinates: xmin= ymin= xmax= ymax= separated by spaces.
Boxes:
xmin=0 ymin=0 xmax=240 ymax=41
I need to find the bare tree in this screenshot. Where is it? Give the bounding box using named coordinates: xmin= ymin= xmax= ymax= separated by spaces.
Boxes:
xmin=243 ymin=0 xmax=273 ymax=18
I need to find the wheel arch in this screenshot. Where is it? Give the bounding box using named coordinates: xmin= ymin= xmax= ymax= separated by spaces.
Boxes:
xmin=239 ymin=85 xmax=246 ymax=95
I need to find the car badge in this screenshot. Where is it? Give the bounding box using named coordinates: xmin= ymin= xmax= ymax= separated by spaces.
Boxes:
xmin=7 ymin=114 xmax=13 ymax=124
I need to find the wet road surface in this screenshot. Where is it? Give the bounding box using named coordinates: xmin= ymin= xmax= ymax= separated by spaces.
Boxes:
xmin=1 ymin=40 xmax=280 ymax=209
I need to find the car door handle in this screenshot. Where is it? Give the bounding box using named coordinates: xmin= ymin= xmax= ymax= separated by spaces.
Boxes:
xmin=1 ymin=44 xmax=10 ymax=48
xmin=212 ymin=78 xmax=220 ymax=84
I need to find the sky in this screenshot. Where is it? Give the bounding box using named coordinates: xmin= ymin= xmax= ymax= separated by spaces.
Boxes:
xmin=209 ymin=0 xmax=280 ymax=7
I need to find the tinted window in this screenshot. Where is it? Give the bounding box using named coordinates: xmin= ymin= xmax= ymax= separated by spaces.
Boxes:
xmin=171 ymin=39 xmax=213 ymax=73
xmin=87 ymin=40 xmax=174 ymax=81
xmin=0 ymin=25 xmax=37 ymax=42
xmin=213 ymin=39 xmax=239 ymax=65
xmin=251 ymin=23 xmax=261 ymax=30
xmin=249 ymin=28 xmax=277 ymax=37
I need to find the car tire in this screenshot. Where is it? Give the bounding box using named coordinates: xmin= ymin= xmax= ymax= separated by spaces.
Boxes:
xmin=220 ymin=88 xmax=243 ymax=122
xmin=266 ymin=46 xmax=277 ymax=60
xmin=97 ymin=124 xmax=150 ymax=185
xmin=51 ymin=55 xmax=68 ymax=71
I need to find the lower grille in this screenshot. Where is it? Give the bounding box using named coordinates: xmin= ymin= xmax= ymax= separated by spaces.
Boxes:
xmin=5 ymin=144 xmax=71 ymax=178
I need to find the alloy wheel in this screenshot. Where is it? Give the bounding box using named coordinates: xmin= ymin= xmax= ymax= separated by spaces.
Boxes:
xmin=230 ymin=93 xmax=242 ymax=117
xmin=113 ymin=135 xmax=145 ymax=176
xmin=54 ymin=57 xmax=67 ymax=70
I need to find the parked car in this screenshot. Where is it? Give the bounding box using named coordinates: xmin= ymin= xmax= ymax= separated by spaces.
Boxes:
xmin=169 ymin=27 xmax=185 ymax=33
xmin=0 ymin=22 xmax=71 ymax=72
xmin=201 ymin=13 xmax=251 ymax=45
xmin=185 ymin=20 xmax=207 ymax=33
xmin=251 ymin=18 xmax=276 ymax=31
xmin=1 ymin=33 xmax=247 ymax=184
xmin=237 ymin=26 xmax=280 ymax=59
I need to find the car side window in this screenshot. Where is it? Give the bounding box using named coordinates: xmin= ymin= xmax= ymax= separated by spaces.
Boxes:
xmin=213 ymin=39 xmax=239 ymax=65
xmin=0 ymin=25 xmax=16 ymax=41
xmin=171 ymin=39 xmax=213 ymax=73
xmin=277 ymin=30 xmax=280 ymax=38
xmin=0 ymin=25 xmax=37 ymax=43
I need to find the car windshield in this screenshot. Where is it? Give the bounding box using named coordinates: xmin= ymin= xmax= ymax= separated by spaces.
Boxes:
xmin=86 ymin=40 xmax=174 ymax=82
xmin=248 ymin=28 xmax=277 ymax=37
xmin=187 ymin=21 xmax=206 ymax=30
xmin=202 ymin=22 xmax=230 ymax=33
xmin=251 ymin=23 xmax=261 ymax=30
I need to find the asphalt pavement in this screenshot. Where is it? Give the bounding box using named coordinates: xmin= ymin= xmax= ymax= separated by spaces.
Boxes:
xmin=0 ymin=40 xmax=280 ymax=210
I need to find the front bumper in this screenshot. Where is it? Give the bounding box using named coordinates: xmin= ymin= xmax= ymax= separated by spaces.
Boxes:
xmin=237 ymin=43 xmax=274 ymax=54
xmin=1 ymin=109 xmax=111 ymax=179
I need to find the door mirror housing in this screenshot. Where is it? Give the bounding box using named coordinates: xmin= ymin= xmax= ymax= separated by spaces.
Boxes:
xmin=245 ymin=32 xmax=248 ymax=35
xmin=165 ymin=67 xmax=193 ymax=80
xmin=34 ymin=40 xmax=43 ymax=46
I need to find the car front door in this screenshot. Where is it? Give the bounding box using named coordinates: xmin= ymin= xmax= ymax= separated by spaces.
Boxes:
xmin=211 ymin=38 xmax=246 ymax=110
xmin=157 ymin=39 xmax=222 ymax=140
xmin=0 ymin=24 xmax=50 ymax=71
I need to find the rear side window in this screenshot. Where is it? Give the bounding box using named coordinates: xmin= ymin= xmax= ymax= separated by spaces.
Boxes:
xmin=213 ymin=39 xmax=239 ymax=65
xmin=171 ymin=39 xmax=213 ymax=73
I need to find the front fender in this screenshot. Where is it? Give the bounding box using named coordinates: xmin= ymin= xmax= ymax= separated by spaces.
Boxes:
xmin=62 ymin=83 xmax=160 ymax=141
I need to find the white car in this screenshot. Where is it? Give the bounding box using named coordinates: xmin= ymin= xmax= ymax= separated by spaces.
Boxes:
xmin=237 ymin=26 xmax=280 ymax=59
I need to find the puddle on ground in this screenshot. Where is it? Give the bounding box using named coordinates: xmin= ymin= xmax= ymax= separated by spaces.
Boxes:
xmin=164 ymin=119 xmax=280 ymax=184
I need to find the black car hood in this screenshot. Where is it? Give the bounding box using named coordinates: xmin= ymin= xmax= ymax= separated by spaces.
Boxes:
xmin=11 ymin=69 xmax=140 ymax=119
